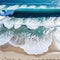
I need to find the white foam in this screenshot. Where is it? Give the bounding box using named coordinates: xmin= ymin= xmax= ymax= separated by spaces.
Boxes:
xmin=9 ymin=30 xmax=52 ymax=54
xmin=53 ymin=27 xmax=60 ymax=50
xmin=0 ymin=17 xmax=11 ymax=25
xmin=54 ymin=17 xmax=60 ymax=26
xmin=28 ymin=5 xmax=36 ymax=8
xmin=20 ymin=43 xmax=48 ymax=54
xmin=6 ymin=5 xmax=19 ymax=10
xmin=0 ymin=31 xmax=13 ymax=45
xmin=41 ymin=17 xmax=55 ymax=28
xmin=0 ymin=5 xmax=6 ymax=9
xmin=14 ymin=18 xmax=23 ymax=29
xmin=0 ymin=16 xmax=5 ymax=20
xmin=20 ymin=33 xmax=52 ymax=54
xmin=19 ymin=5 xmax=27 ymax=8
xmin=3 ymin=17 xmax=14 ymax=29
xmin=25 ymin=18 xmax=40 ymax=29
xmin=9 ymin=33 xmax=27 ymax=47
xmin=38 ymin=6 xmax=47 ymax=9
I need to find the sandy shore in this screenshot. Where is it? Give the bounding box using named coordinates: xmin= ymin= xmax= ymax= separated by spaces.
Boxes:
xmin=0 ymin=42 xmax=60 ymax=60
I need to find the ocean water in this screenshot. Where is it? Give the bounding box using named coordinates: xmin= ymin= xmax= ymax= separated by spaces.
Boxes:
xmin=0 ymin=0 xmax=60 ymax=16
xmin=0 ymin=0 xmax=59 ymax=6
xmin=0 ymin=16 xmax=59 ymax=54
xmin=0 ymin=0 xmax=60 ymax=54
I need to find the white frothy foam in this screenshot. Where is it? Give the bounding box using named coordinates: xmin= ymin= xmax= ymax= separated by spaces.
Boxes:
xmin=9 ymin=33 xmax=27 ymax=47
xmin=0 ymin=31 xmax=13 ymax=45
xmin=0 ymin=16 xmax=5 ymax=20
xmin=19 ymin=5 xmax=27 ymax=8
xmin=41 ymin=17 xmax=56 ymax=28
xmin=0 ymin=5 xmax=6 ymax=9
xmin=28 ymin=5 xmax=36 ymax=8
xmin=53 ymin=27 xmax=60 ymax=50
xmin=20 ymin=32 xmax=52 ymax=54
xmin=6 ymin=5 xmax=19 ymax=10
xmin=54 ymin=17 xmax=60 ymax=26
xmin=14 ymin=18 xmax=23 ymax=29
xmin=3 ymin=17 xmax=14 ymax=29
xmin=38 ymin=5 xmax=47 ymax=9
xmin=9 ymin=28 xmax=52 ymax=54
xmin=25 ymin=18 xmax=40 ymax=29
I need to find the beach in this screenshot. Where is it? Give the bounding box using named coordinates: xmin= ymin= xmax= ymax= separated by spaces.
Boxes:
xmin=0 ymin=42 xmax=60 ymax=60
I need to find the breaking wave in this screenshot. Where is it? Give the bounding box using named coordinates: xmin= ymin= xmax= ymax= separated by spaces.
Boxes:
xmin=0 ymin=16 xmax=60 ymax=54
xmin=0 ymin=0 xmax=60 ymax=54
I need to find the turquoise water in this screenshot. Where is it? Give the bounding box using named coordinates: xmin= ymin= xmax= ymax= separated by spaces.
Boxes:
xmin=0 ymin=0 xmax=60 ymax=15
xmin=0 ymin=0 xmax=59 ymax=7
xmin=0 ymin=16 xmax=56 ymax=39
xmin=0 ymin=0 xmax=60 ymax=54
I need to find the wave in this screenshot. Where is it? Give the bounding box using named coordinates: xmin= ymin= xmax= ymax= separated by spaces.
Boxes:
xmin=0 ymin=28 xmax=14 ymax=45
xmin=53 ymin=27 xmax=60 ymax=50
xmin=0 ymin=16 xmax=60 ymax=30
xmin=24 ymin=18 xmax=40 ymax=29
xmin=8 ymin=26 xmax=53 ymax=54
xmin=0 ymin=16 xmax=60 ymax=54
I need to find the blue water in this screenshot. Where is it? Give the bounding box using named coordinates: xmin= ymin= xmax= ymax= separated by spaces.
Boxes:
xmin=0 ymin=0 xmax=59 ymax=51
xmin=0 ymin=0 xmax=60 ymax=16
xmin=0 ymin=0 xmax=59 ymax=7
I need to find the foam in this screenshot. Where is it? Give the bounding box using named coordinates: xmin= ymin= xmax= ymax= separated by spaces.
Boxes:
xmin=0 ymin=30 xmax=13 ymax=45
xmin=14 ymin=18 xmax=23 ymax=29
xmin=53 ymin=27 xmax=60 ymax=50
xmin=0 ymin=16 xmax=5 ymax=20
xmin=0 ymin=5 xmax=6 ymax=9
xmin=28 ymin=5 xmax=36 ymax=8
xmin=20 ymin=32 xmax=52 ymax=54
xmin=0 ymin=11 xmax=5 ymax=15
xmin=3 ymin=17 xmax=14 ymax=29
xmin=54 ymin=17 xmax=60 ymax=26
xmin=6 ymin=5 xmax=19 ymax=10
xmin=9 ymin=33 xmax=27 ymax=47
xmin=38 ymin=5 xmax=47 ymax=9
xmin=41 ymin=17 xmax=56 ymax=28
xmin=25 ymin=18 xmax=40 ymax=29
xmin=9 ymin=27 xmax=53 ymax=54
xmin=19 ymin=5 xmax=27 ymax=8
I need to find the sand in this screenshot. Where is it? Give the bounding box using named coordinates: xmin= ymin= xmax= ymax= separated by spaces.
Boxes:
xmin=0 ymin=42 xmax=60 ymax=60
